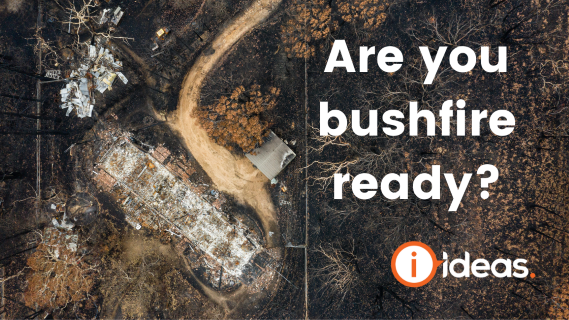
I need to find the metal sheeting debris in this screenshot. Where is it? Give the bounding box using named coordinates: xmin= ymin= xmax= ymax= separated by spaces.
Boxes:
xmin=110 ymin=7 xmax=124 ymax=25
xmin=98 ymin=7 xmax=123 ymax=25
xmin=98 ymin=140 xmax=262 ymax=278
xmin=59 ymin=41 xmax=127 ymax=118
xmin=45 ymin=70 xmax=61 ymax=79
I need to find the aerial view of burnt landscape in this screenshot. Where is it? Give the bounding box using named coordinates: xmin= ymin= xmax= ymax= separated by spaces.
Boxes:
xmin=0 ymin=0 xmax=568 ymax=318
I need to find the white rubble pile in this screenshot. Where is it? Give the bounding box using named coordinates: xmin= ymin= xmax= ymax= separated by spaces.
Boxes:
xmin=97 ymin=6 xmax=124 ymax=25
xmin=59 ymin=43 xmax=128 ymax=118
xmin=45 ymin=70 xmax=61 ymax=79
xmin=99 ymin=140 xmax=261 ymax=278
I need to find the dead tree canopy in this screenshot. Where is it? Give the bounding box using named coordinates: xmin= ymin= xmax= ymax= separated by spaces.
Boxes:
xmin=194 ymin=84 xmax=280 ymax=153
xmin=281 ymin=0 xmax=337 ymax=58
xmin=24 ymin=227 xmax=99 ymax=311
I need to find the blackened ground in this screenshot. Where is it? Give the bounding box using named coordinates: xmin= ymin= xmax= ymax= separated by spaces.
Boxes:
xmin=0 ymin=0 xmax=309 ymax=317
xmin=305 ymin=0 xmax=569 ymax=318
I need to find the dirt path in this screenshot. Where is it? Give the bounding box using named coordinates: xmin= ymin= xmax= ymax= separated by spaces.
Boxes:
xmin=171 ymin=0 xmax=282 ymax=248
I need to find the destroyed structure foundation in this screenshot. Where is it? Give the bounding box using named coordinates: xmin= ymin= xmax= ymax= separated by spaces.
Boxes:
xmin=92 ymin=121 xmax=277 ymax=290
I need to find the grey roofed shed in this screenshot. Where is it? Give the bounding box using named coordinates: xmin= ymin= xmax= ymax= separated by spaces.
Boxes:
xmin=245 ymin=131 xmax=296 ymax=180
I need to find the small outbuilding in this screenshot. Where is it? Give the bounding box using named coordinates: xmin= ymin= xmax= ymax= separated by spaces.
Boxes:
xmin=245 ymin=131 xmax=296 ymax=180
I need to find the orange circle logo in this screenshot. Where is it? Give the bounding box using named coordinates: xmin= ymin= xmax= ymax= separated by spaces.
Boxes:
xmin=391 ymin=241 xmax=443 ymax=287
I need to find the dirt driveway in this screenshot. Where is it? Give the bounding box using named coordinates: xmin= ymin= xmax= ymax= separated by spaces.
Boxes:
xmin=170 ymin=0 xmax=283 ymax=248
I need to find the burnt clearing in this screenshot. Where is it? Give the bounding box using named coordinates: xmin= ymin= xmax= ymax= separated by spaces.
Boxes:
xmin=0 ymin=0 xmax=302 ymax=318
xmin=0 ymin=0 xmax=568 ymax=319
xmin=305 ymin=0 xmax=569 ymax=319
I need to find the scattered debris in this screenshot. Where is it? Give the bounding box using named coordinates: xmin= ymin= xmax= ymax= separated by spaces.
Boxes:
xmin=59 ymin=80 xmax=93 ymax=118
xmin=98 ymin=6 xmax=123 ymax=25
xmin=98 ymin=8 xmax=111 ymax=24
xmin=51 ymin=216 xmax=75 ymax=231
xmin=44 ymin=70 xmax=61 ymax=79
xmin=42 ymin=227 xmax=80 ymax=253
xmin=281 ymin=149 xmax=295 ymax=168
xmin=89 ymin=120 xmax=277 ymax=291
xmin=95 ymin=137 xmax=263 ymax=280
xmin=152 ymin=27 xmax=170 ymax=50
xmin=110 ymin=7 xmax=124 ymax=25
xmin=59 ymin=39 xmax=128 ymax=118
xmin=270 ymin=178 xmax=278 ymax=185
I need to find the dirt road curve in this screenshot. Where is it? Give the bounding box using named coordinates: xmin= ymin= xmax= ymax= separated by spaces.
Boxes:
xmin=171 ymin=0 xmax=283 ymax=248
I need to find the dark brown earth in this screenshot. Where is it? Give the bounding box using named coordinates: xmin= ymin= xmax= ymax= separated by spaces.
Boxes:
xmin=0 ymin=0 xmax=567 ymax=319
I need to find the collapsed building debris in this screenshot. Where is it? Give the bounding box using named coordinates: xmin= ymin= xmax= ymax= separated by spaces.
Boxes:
xmin=44 ymin=70 xmax=61 ymax=79
xmin=97 ymin=6 xmax=124 ymax=25
xmin=52 ymin=216 xmax=75 ymax=230
xmin=57 ymin=5 xmax=128 ymax=118
xmin=96 ymin=139 xmax=260 ymax=280
xmin=90 ymin=121 xmax=277 ymax=289
xmin=42 ymin=227 xmax=79 ymax=253
xmin=59 ymin=40 xmax=128 ymax=118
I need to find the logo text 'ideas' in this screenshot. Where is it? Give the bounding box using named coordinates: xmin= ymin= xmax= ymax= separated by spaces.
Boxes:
xmin=391 ymin=241 xmax=535 ymax=287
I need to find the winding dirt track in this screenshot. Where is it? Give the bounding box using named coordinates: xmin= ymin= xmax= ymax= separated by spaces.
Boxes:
xmin=171 ymin=0 xmax=282 ymax=248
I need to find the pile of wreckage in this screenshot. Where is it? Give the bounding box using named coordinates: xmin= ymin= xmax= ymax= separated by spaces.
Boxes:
xmin=98 ymin=6 xmax=124 ymax=25
xmin=58 ymin=7 xmax=127 ymax=118
xmin=59 ymin=43 xmax=128 ymax=118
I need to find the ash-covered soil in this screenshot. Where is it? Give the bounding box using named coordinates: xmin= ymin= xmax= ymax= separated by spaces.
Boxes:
xmin=1 ymin=0 xmax=567 ymax=319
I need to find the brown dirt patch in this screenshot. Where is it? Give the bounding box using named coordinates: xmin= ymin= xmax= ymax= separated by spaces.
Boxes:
xmin=170 ymin=0 xmax=283 ymax=248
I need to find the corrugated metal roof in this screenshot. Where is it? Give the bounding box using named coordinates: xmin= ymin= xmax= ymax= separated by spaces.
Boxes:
xmin=245 ymin=131 xmax=296 ymax=180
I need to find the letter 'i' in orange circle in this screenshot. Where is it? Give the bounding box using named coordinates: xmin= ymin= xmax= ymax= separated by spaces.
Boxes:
xmin=412 ymin=251 xmax=417 ymax=278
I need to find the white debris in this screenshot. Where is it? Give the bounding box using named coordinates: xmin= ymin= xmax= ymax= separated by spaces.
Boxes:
xmin=270 ymin=178 xmax=278 ymax=185
xmin=116 ymin=72 xmax=128 ymax=84
xmin=59 ymin=81 xmax=94 ymax=118
xmin=166 ymin=229 xmax=182 ymax=237
xmin=281 ymin=149 xmax=295 ymax=168
xmin=65 ymin=234 xmax=78 ymax=252
xmin=51 ymin=204 xmax=57 ymax=210
xmin=111 ymin=7 xmax=124 ymax=25
xmin=98 ymin=7 xmax=123 ymax=25
xmin=98 ymin=8 xmax=111 ymax=24
xmin=100 ymin=141 xmax=262 ymax=278
xmin=52 ymin=217 xmax=75 ymax=230
xmin=45 ymin=70 xmax=61 ymax=79
xmin=89 ymin=45 xmax=97 ymax=59
xmin=58 ymin=38 xmax=128 ymax=118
